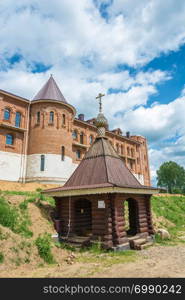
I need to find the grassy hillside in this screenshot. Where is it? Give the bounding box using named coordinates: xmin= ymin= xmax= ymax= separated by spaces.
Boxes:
xmin=0 ymin=191 xmax=184 ymax=277
xmin=152 ymin=194 xmax=185 ymax=243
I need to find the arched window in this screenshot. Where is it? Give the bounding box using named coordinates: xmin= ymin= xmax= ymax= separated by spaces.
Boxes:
xmin=62 ymin=114 xmax=66 ymax=125
xmin=80 ymin=132 xmax=84 ymax=144
xmin=76 ymin=150 xmax=81 ymax=159
xmin=72 ymin=130 xmax=78 ymax=140
xmin=40 ymin=155 xmax=45 ymax=171
xmin=49 ymin=111 xmax=54 ymax=123
xmin=6 ymin=134 xmax=14 ymax=145
xmin=89 ymin=135 xmax=93 ymax=144
xmin=116 ymin=143 xmax=119 ymax=153
xmin=61 ymin=146 xmax=65 ymax=161
xmin=36 ymin=112 xmax=40 ymax=124
xmin=15 ymin=112 xmax=21 ymax=128
xmin=4 ymin=108 xmax=10 ymax=120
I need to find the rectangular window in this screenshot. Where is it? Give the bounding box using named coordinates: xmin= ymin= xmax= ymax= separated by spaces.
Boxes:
xmin=4 ymin=108 xmax=10 ymax=120
xmin=15 ymin=112 xmax=21 ymax=128
xmin=36 ymin=112 xmax=40 ymax=124
xmin=6 ymin=134 xmax=13 ymax=145
xmin=49 ymin=111 xmax=54 ymax=123
xmin=40 ymin=155 xmax=45 ymax=171
xmin=61 ymin=146 xmax=65 ymax=161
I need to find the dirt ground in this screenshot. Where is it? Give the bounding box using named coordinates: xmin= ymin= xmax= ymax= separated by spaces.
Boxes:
xmin=0 ymin=180 xmax=59 ymax=192
xmin=0 ymin=184 xmax=184 ymax=278
xmin=0 ymin=244 xmax=185 ymax=278
xmin=95 ymin=245 xmax=185 ymax=278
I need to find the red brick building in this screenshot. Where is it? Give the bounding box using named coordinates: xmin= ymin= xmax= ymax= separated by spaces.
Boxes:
xmin=0 ymin=75 xmax=151 ymax=185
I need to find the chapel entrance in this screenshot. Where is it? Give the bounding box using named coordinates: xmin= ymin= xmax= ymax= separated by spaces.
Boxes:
xmin=74 ymin=199 xmax=92 ymax=236
xmin=124 ymin=198 xmax=139 ymax=236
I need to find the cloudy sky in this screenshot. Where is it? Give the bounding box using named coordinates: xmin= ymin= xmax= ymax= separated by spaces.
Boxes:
xmin=1 ymin=0 xmax=185 ymax=183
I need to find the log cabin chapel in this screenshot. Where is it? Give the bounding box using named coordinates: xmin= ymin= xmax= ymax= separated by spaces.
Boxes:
xmin=44 ymin=93 xmax=158 ymax=251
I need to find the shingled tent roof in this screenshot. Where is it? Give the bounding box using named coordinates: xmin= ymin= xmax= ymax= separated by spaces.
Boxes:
xmin=43 ymin=102 xmax=158 ymax=197
xmin=33 ymin=75 xmax=67 ymax=103
xmin=64 ymin=137 xmax=142 ymax=189
xmin=43 ymin=136 xmax=150 ymax=197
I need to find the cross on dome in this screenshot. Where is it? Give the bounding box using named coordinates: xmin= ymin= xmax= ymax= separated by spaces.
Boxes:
xmin=96 ymin=93 xmax=105 ymax=113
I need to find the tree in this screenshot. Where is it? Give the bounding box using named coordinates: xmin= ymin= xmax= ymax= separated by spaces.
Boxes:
xmin=157 ymin=161 xmax=185 ymax=194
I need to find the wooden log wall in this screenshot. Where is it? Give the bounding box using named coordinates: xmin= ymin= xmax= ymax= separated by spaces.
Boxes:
xmin=145 ymin=195 xmax=154 ymax=234
xmin=110 ymin=194 xmax=128 ymax=246
xmin=135 ymin=195 xmax=149 ymax=234
xmin=54 ymin=192 xmax=154 ymax=247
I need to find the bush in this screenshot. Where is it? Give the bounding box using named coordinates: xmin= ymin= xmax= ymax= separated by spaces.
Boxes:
xmin=0 ymin=252 xmax=4 ymax=264
xmin=19 ymin=201 xmax=28 ymax=210
xmin=0 ymin=197 xmax=18 ymax=230
xmin=35 ymin=233 xmax=55 ymax=264
xmin=0 ymin=197 xmax=33 ymax=238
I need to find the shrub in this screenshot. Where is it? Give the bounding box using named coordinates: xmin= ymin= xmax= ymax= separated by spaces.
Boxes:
xmin=0 ymin=197 xmax=18 ymax=230
xmin=19 ymin=201 xmax=28 ymax=210
xmin=35 ymin=233 xmax=55 ymax=264
xmin=0 ymin=197 xmax=33 ymax=238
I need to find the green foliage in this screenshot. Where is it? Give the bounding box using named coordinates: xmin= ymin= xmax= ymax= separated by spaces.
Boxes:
xmin=0 ymin=196 xmax=33 ymax=238
xmin=1 ymin=191 xmax=34 ymax=196
xmin=152 ymin=195 xmax=185 ymax=240
xmin=19 ymin=200 xmax=28 ymax=210
xmin=157 ymin=161 xmax=185 ymax=194
xmin=0 ymin=252 xmax=4 ymax=264
xmin=39 ymin=194 xmax=55 ymax=207
xmin=0 ymin=197 xmax=19 ymax=230
xmin=35 ymin=233 xmax=55 ymax=264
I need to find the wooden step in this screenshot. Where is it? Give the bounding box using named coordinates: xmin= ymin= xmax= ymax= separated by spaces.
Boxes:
xmin=135 ymin=241 xmax=153 ymax=250
xmin=130 ymin=238 xmax=147 ymax=249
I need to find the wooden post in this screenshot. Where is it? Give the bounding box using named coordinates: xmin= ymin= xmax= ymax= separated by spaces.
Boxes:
xmin=146 ymin=195 xmax=154 ymax=234
xmin=137 ymin=196 xmax=149 ymax=234
xmin=111 ymin=194 xmax=128 ymax=246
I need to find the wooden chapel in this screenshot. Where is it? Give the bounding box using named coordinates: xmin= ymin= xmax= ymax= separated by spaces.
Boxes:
xmin=43 ymin=94 xmax=158 ymax=250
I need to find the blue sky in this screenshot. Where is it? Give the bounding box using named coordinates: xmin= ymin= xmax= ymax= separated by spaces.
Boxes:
xmin=1 ymin=0 xmax=185 ymax=183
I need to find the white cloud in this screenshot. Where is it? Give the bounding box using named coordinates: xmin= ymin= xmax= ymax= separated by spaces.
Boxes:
xmin=0 ymin=0 xmax=185 ymax=68
xmin=121 ymin=96 xmax=185 ymax=142
xmin=1 ymin=0 xmax=185 ymax=183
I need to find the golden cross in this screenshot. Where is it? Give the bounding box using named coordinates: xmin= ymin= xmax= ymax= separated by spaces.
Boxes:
xmin=96 ymin=93 xmax=105 ymax=113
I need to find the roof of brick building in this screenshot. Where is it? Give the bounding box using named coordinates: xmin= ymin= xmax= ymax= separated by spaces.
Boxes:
xmin=33 ymin=75 xmax=67 ymax=103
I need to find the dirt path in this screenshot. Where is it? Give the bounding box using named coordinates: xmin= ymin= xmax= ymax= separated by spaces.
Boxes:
xmin=95 ymin=245 xmax=185 ymax=278
xmin=1 ymin=244 xmax=185 ymax=278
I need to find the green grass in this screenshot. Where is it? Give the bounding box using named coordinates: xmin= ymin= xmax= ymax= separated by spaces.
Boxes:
xmin=35 ymin=233 xmax=55 ymax=264
xmin=0 ymin=196 xmax=33 ymax=238
xmin=77 ymin=249 xmax=136 ymax=267
xmin=0 ymin=191 xmax=55 ymax=240
xmin=152 ymin=195 xmax=185 ymax=243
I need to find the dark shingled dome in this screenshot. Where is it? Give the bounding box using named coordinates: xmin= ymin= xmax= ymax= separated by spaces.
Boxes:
xmin=33 ymin=75 xmax=67 ymax=103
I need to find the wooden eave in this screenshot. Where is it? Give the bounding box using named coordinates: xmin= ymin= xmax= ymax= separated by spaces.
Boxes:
xmin=44 ymin=186 xmax=159 ymax=198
